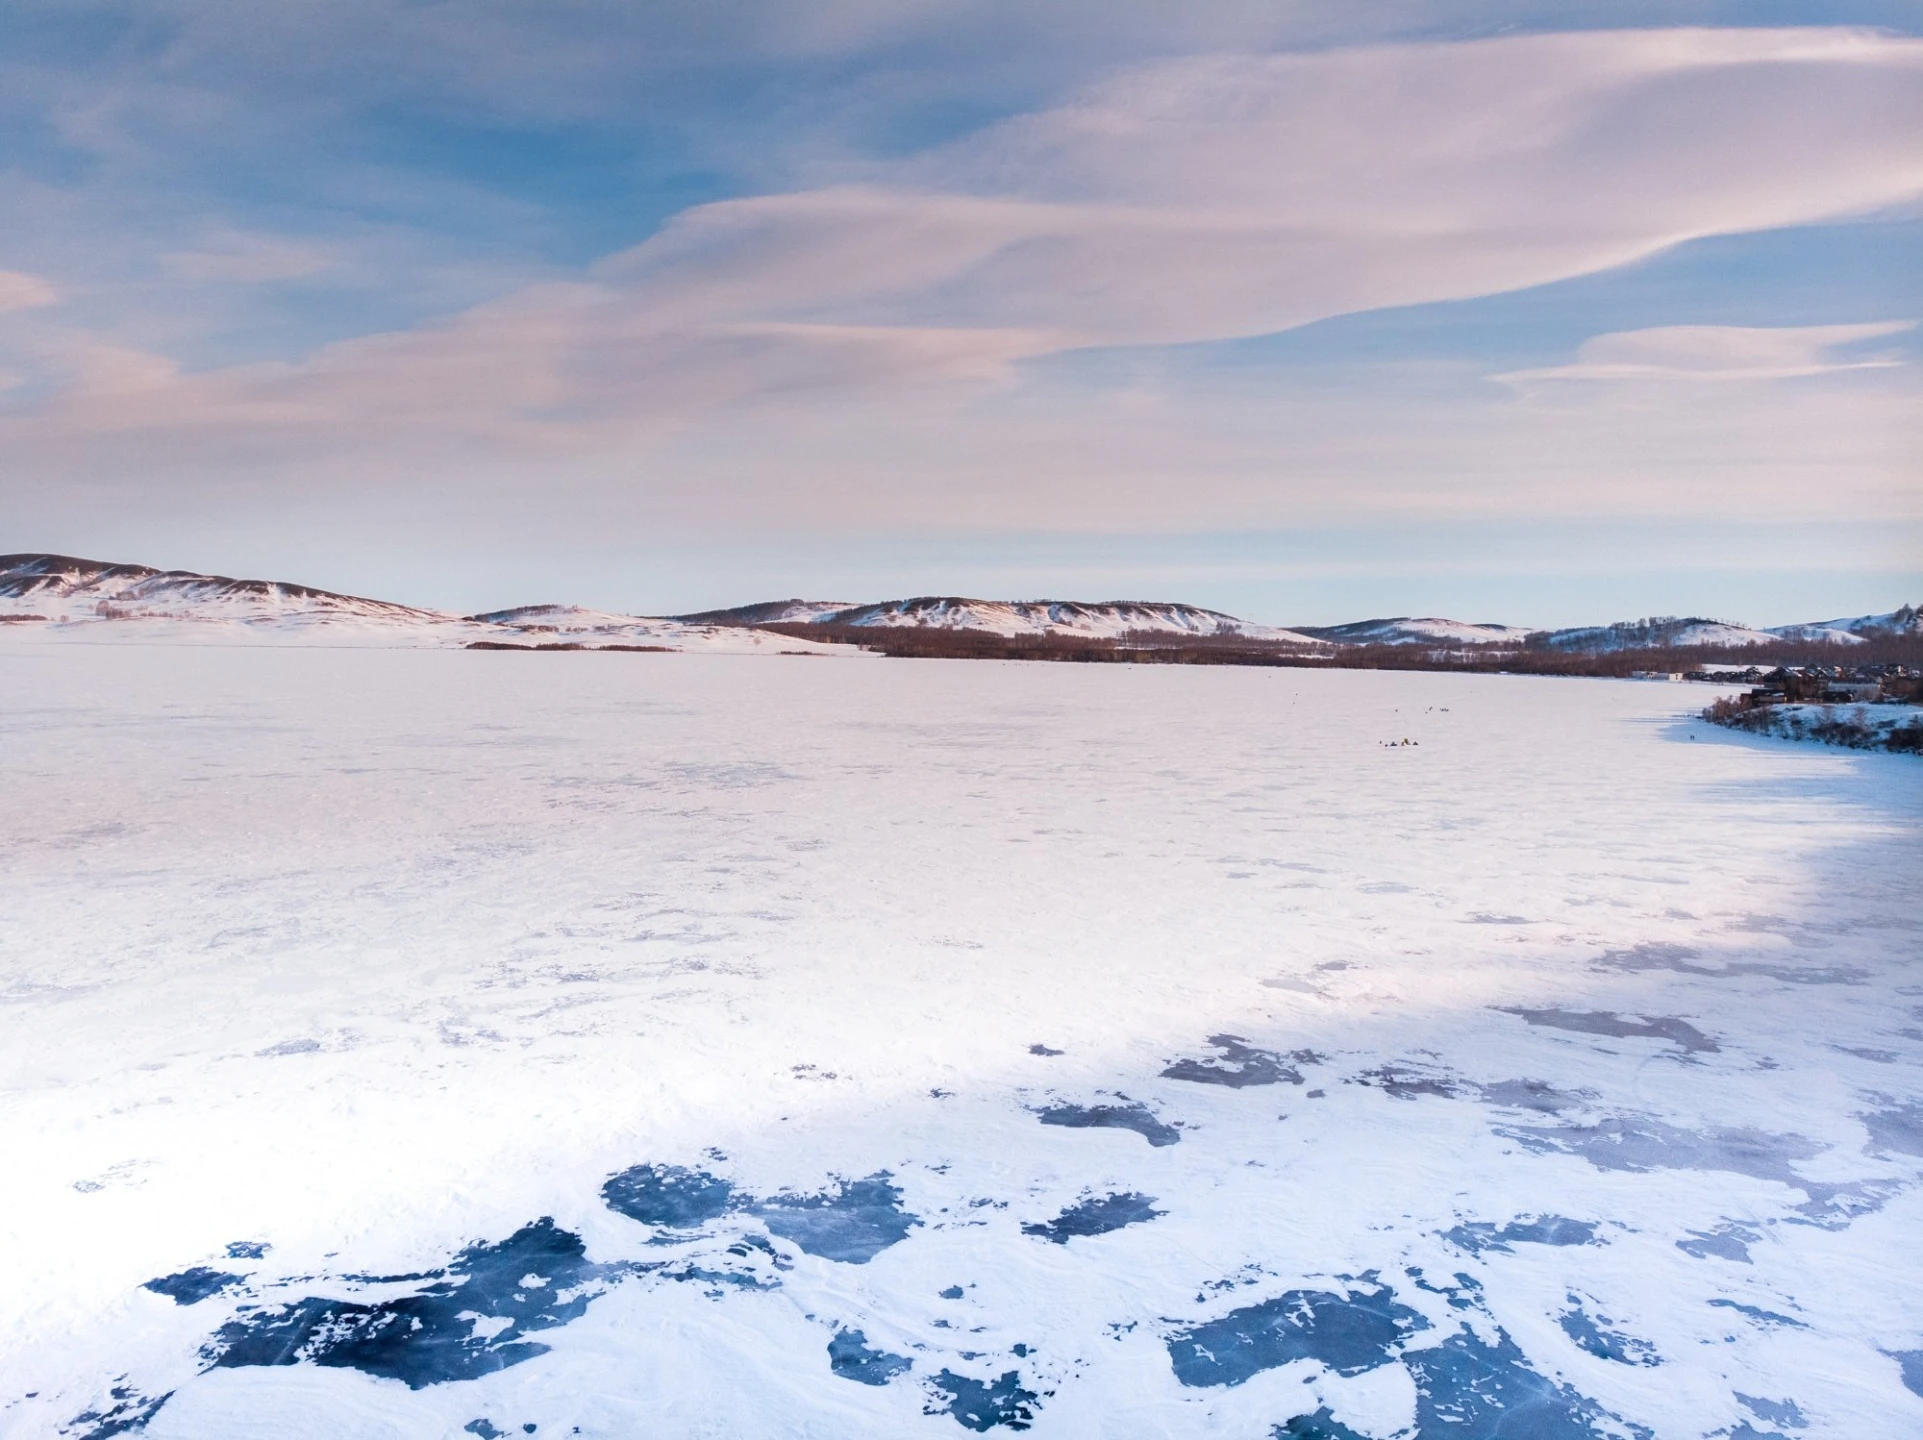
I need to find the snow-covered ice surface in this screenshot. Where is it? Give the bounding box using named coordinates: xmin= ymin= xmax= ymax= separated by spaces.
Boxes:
xmin=0 ymin=612 xmax=853 ymax=654
xmin=2 ymin=648 xmax=1920 ymax=1439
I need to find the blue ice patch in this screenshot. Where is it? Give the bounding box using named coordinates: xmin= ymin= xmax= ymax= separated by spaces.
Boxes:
xmin=1558 ymin=1302 xmax=1660 ymax=1365
xmin=928 ymin=1369 xmax=1039 ymax=1431
xmin=1890 ymin=1350 xmax=1923 ymax=1399
xmin=142 ymin=1267 xmax=244 ymax=1306
xmin=751 ymin=1172 xmax=919 ymax=1263
xmin=828 ymin=1328 xmax=913 ymax=1385
xmin=601 ymin=1163 xmax=736 ymax=1228
xmin=1708 ymin=1299 xmax=1805 ymax=1330
xmin=1167 ymin=1283 xmax=1428 ymax=1386
xmin=1272 ymin=1408 xmax=1373 ymax=1440
xmin=1036 ymin=1100 xmax=1180 ymax=1146
xmin=1162 ymin=1034 xmax=1306 ymax=1088
xmin=64 ymin=1384 xmax=173 ymax=1439
xmin=1022 ymin=1192 xmax=1163 ymax=1243
xmin=1404 ymin=1326 xmax=1630 ymax=1438
xmin=203 ymin=1218 xmax=620 ymax=1388
xmin=1677 ymin=1223 xmax=1759 ymax=1262
xmin=1443 ymin=1217 xmax=1596 ymax=1255
xmin=1498 ymin=1007 xmax=1718 ymax=1054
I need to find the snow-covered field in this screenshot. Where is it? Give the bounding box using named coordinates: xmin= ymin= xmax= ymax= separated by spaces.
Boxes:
xmin=2 ymin=646 xmax=1919 ymax=1439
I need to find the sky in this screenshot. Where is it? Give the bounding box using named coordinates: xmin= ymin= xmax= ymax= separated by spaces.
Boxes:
xmin=1 ymin=1 xmax=1919 ymax=626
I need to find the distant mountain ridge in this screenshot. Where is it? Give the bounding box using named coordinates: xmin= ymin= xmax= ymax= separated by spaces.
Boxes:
xmin=1767 ymin=604 xmax=1921 ymax=645
xmin=2 ymin=554 xmax=1913 ymax=656
xmin=1533 ymin=617 xmax=1784 ymax=652
xmin=0 ymin=554 xmax=845 ymax=655
xmin=670 ymin=599 xmax=859 ymax=626
xmin=1292 ymin=616 xmax=1537 ymax=645
xmin=0 ymin=552 xmax=441 ymax=625
xmin=1534 ymin=608 xmax=1921 ymax=652
xmin=695 ymin=600 xmax=1920 ymax=651
xmin=678 ymin=596 xmax=1317 ymax=644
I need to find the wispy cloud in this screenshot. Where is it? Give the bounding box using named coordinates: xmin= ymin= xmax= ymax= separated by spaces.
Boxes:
xmin=601 ymin=30 xmax=1923 ymax=356
xmin=161 ymin=232 xmax=342 ymax=285
xmin=0 ymin=271 xmax=60 ymax=312
xmin=1495 ymin=321 xmax=1914 ymax=385
xmin=2 ymin=25 xmax=1919 ymax=609
xmin=11 ymin=30 xmax=1921 ymax=436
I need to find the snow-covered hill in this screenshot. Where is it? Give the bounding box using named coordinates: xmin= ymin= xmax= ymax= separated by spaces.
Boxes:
xmin=670 ymin=600 xmax=859 ymax=626
xmin=696 ymin=595 xmax=1321 ymax=644
xmin=5 ymin=554 xmax=1913 ymax=658
xmin=1 ymin=552 xmax=453 ymax=633
xmin=468 ymin=604 xmax=848 ymax=654
xmin=1536 ymin=616 xmax=1783 ymax=652
xmin=1292 ymin=616 xmax=1537 ymax=646
xmin=1768 ymin=604 xmax=1919 ymax=645
xmin=0 ymin=556 xmax=849 ymax=654
xmin=699 ymin=598 xmax=1915 ymax=654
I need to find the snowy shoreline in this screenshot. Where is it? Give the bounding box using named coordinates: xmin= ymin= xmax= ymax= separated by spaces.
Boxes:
xmin=1704 ymin=699 xmax=1923 ymax=755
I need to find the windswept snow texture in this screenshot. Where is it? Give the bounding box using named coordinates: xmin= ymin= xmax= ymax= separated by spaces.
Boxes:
xmin=3 ymin=652 xmax=1921 ymax=1437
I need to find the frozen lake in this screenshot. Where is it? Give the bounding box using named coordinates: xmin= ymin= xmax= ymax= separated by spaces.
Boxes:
xmin=2 ymin=646 xmax=1919 ymax=1438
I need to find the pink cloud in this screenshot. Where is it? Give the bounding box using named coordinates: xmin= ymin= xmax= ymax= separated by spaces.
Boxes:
xmin=4 ymin=28 xmax=1920 ymax=537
